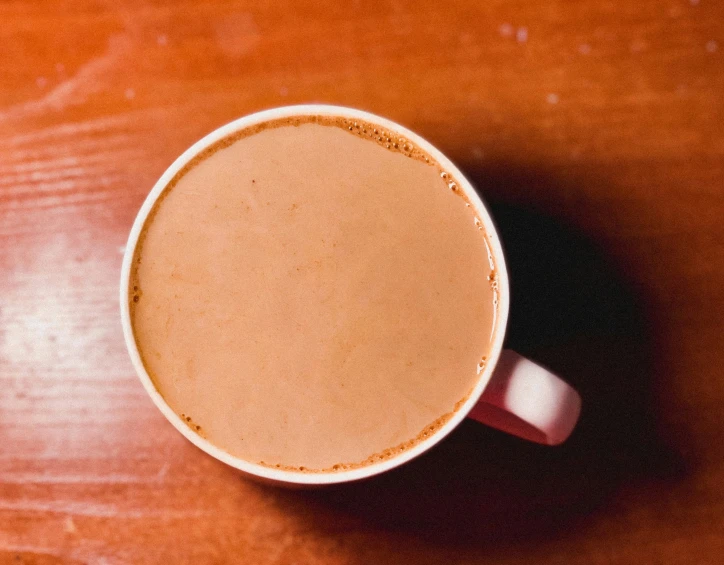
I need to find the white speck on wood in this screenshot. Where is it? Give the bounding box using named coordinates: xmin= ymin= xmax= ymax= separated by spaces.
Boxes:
xmin=156 ymin=462 xmax=170 ymax=482
xmin=630 ymin=39 xmax=647 ymax=53
xmin=516 ymin=27 xmax=528 ymax=43
xmin=215 ymin=12 xmax=261 ymax=57
xmin=64 ymin=516 xmax=77 ymax=533
xmin=499 ymin=23 xmax=513 ymax=37
xmin=706 ymin=40 xmax=718 ymax=53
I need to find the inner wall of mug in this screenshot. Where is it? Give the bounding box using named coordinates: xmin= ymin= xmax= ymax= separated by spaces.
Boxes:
xmin=120 ymin=104 xmax=510 ymax=485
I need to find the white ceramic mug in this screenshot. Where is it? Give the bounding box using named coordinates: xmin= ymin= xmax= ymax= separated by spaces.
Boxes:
xmin=120 ymin=105 xmax=581 ymax=487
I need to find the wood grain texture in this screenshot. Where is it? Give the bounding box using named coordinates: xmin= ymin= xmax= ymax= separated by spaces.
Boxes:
xmin=1 ymin=0 xmax=723 ymax=563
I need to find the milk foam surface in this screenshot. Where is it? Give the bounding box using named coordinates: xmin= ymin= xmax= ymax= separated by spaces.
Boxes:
xmin=130 ymin=117 xmax=497 ymax=472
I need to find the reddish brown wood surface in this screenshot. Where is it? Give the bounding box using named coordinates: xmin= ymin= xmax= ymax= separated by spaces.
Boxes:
xmin=2 ymin=1 xmax=724 ymax=563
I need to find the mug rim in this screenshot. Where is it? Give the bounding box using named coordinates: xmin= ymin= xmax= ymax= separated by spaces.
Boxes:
xmin=119 ymin=104 xmax=510 ymax=485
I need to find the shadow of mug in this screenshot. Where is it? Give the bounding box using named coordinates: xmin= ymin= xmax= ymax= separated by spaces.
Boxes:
xmin=259 ymin=165 xmax=686 ymax=549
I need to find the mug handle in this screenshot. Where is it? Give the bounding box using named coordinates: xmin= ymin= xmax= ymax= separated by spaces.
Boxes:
xmin=467 ymin=350 xmax=581 ymax=445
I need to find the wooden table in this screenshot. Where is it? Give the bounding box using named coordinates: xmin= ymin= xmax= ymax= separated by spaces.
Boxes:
xmin=2 ymin=1 xmax=723 ymax=563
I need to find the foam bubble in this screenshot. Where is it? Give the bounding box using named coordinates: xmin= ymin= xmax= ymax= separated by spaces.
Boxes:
xmin=488 ymin=270 xmax=499 ymax=290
